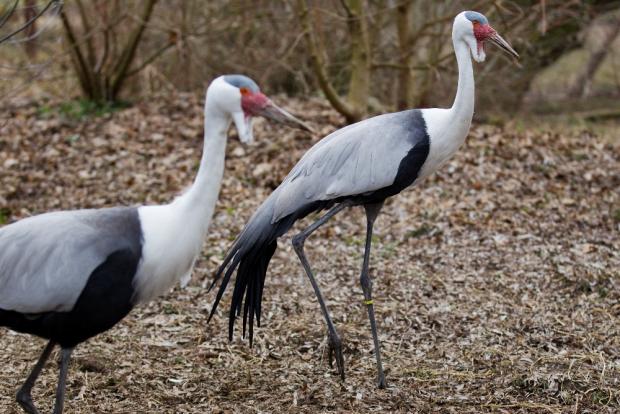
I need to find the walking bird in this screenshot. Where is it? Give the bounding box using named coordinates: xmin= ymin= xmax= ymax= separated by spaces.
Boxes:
xmin=209 ymin=11 xmax=518 ymax=388
xmin=0 ymin=75 xmax=309 ymax=414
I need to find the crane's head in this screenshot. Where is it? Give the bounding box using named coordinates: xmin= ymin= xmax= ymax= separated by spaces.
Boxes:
xmin=454 ymin=11 xmax=519 ymax=63
xmin=205 ymin=74 xmax=312 ymax=143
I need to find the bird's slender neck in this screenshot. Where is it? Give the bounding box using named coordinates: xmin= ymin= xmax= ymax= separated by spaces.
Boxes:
xmin=175 ymin=101 xmax=231 ymax=232
xmin=450 ymin=36 xmax=475 ymax=121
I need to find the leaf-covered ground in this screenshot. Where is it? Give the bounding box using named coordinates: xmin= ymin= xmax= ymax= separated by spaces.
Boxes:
xmin=0 ymin=95 xmax=618 ymax=413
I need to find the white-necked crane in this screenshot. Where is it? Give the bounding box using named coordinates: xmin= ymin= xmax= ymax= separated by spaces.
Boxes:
xmin=0 ymin=74 xmax=310 ymax=414
xmin=209 ymin=11 xmax=518 ymax=388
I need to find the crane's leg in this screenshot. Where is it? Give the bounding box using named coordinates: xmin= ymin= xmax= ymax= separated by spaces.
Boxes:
xmin=16 ymin=340 xmax=56 ymax=414
xmin=52 ymin=347 xmax=73 ymax=414
xmin=292 ymin=200 xmax=354 ymax=381
xmin=361 ymin=202 xmax=386 ymax=388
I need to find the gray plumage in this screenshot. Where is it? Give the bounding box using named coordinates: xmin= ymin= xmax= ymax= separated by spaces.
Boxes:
xmin=464 ymin=11 xmax=488 ymax=24
xmin=0 ymin=207 xmax=141 ymax=314
xmin=209 ymin=9 xmax=519 ymax=389
xmin=271 ymin=110 xmax=420 ymax=222
xmin=209 ymin=109 xmax=430 ymax=339
xmin=223 ymin=74 xmax=260 ymax=92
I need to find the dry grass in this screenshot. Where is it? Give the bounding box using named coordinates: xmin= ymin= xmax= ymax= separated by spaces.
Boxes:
xmin=0 ymin=95 xmax=618 ymax=413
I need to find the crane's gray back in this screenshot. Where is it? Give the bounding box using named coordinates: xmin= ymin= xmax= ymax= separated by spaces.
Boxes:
xmin=0 ymin=207 xmax=142 ymax=314
xmin=272 ymin=110 xmax=427 ymax=222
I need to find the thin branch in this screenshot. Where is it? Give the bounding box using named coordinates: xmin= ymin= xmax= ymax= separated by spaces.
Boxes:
xmin=409 ymin=12 xmax=454 ymax=41
xmin=125 ymin=40 xmax=174 ymax=79
xmin=338 ymin=0 xmax=353 ymax=18
xmin=0 ymin=0 xmax=59 ymax=44
xmin=373 ymin=49 xmax=453 ymax=72
xmin=60 ymin=5 xmax=94 ymax=99
xmin=94 ymin=0 xmax=112 ymax=74
xmin=0 ymin=0 xmax=19 ymax=30
xmin=297 ymin=0 xmax=357 ymax=122
xmin=76 ymin=0 xmax=96 ymax=67
xmin=110 ymin=0 xmax=158 ymax=99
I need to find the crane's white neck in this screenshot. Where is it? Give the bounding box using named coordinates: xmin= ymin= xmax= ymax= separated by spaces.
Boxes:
xmin=175 ymin=101 xmax=231 ymax=233
xmin=450 ymin=36 xmax=475 ymax=122
xmin=416 ymin=31 xmax=476 ymax=182
xmin=133 ymin=96 xmax=234 ymax=304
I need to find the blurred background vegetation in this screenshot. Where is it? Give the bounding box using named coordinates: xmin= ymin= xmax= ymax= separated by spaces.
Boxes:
xmin=0 ymin=0 xmax=619 ymax=123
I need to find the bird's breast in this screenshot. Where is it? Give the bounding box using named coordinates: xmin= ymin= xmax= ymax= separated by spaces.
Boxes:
xmin=133 ymin=205 xmax=204 ymax=304
xmin=417 ymin=108 xmax=471 ymax=181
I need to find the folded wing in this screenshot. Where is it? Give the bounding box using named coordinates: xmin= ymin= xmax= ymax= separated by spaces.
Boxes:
xmin=273 ymin=110 xmax=426 ymax=222
xmin=0 ymin=207 xmax=141 ymax=314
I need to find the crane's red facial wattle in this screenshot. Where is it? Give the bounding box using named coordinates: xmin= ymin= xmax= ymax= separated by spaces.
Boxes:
xmin=240 ymin=88 xmax=269 ymax=118
xmin=239 ymin=88 xmax=314 ymax=132
xmin=472 ymin=21 xmax=495 ymax=56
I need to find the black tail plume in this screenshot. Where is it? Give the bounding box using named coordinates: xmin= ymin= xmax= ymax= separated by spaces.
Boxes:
xmin=208 ymin=195 xmax=292 ymax=346
xmin=208 ymin=191 xmax=332 ymax=346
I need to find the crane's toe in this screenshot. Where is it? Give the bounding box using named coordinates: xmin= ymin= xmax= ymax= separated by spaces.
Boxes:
xmin=377 ymin=374 xmax=387 ymax=389
xmin=16 ymin=389 xmax=40 ymax=414
xmin=327 ymin=332 xmax=345 ymax=381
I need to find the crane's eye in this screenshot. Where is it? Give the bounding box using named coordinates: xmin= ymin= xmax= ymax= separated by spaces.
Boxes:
xmin=240 ymin=87 xmax=250 ymax=95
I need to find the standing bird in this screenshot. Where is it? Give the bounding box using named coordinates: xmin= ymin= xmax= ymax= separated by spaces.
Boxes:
xmin=0 ymin=74 xmax=310 ymax=414
xmin=209 ymin=12 xmax=518 ymax=388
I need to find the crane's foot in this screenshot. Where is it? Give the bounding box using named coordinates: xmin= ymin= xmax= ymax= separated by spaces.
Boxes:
xmin=377 ymin=372 xmax=387 ymax=389
xmin=327 ymin=331 xmax=345 ymax=381
xmin=16 ymin=389 xmax=40 ymax=414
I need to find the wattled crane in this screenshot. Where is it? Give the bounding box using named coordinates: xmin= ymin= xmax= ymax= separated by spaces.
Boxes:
xmin=209 ymin=12 xmax=518 ymax=388
xmin=0 ymin=74 xmax=310 ymax=413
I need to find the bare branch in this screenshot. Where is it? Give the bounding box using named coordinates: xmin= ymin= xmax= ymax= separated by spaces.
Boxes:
xmin=297 ymin=0 xmax=358 ymax=122
xmin=94 ymin=1 xmax=111 ymax=74
xmin=125 ymin=39 xmax=174 ymax=79
xmin=338 ymin=0 xmax=353 ymax=18
xmin=0 ymin=0 xmax=19 ymax=31
xmin=76 ymin=0 xmax=96 ymax=67
xmin=0 ymin=0 xmax=60 ymax=44
xmin=60 ymin=5 xmax=95 ymax=99
xmin=110 ymin=0 xmax=158 ymax=99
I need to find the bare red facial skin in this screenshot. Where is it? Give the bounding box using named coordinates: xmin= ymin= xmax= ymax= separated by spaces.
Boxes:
xmin=472 ymin=22 xmax=495 ymax=56
xmin=241 ymin=90 xmax=269 ymax=117
xmin=473 ymin=22 xmax=495 ymax=41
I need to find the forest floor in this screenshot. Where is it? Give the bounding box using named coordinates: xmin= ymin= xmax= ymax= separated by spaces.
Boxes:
xmin=0 ymin=95 xmax=618 ymax=413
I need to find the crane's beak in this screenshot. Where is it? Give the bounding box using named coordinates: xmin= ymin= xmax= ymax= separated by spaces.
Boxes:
xmin=256 ymin=100 xmax=314 ymax=133
xmin=488 ymin=31 xmax=519 ymax=59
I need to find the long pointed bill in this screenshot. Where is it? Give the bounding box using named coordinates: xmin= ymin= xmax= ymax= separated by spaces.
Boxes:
xmin=489 ymin=31 xmax=519 ymax=59
xmin=256 ymin=100 xmax=314 ymax=133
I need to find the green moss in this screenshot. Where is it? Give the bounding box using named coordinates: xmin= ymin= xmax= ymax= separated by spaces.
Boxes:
xmin=590 ymin=389 xmax=611 ymax=405
xmin=0 ymin=208 xmax=9 ymax=225
xmin=343 ymin=235 xmax=362 ymax=247
xmin=405 ymin=225 xmax=432 ymax=239
xmin=162 ymin=303 xmax=178 ymax=315
xmin=37 ymin=99 xmax=129 ymax=120
xmin=380 ymin=242 xmax=398 ymax=259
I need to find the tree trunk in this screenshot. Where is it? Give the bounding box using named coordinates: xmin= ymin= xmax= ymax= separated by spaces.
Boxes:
xmin=61 ymin=0 xmax=160 ymax=103
xmin=110 ymin=0 xmax=158 ymax=100
xmin=568 ymin=20 xmax=620 ymax=98
xmin=22 ymin=0 xmax=37 ymax=57
xmin=395 ymin=1 xmax=413 ymax=110
xmin=297 ymin=0 xmax=359 ymax=123
xmin=60 ymin=8 xmax=99 ymax=100
xmin=343 ymin=0 xmax=370 ymax=119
